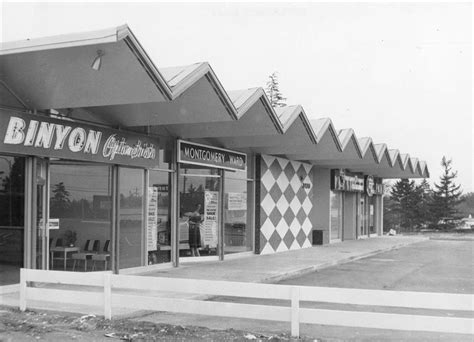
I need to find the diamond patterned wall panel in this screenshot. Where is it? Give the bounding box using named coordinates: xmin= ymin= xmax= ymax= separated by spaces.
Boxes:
xmin=257 ymin=154 xmax=314 ymax=254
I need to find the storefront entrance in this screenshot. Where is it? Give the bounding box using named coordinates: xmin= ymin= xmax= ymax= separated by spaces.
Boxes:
xmin=179 ymin=167 xmax=221 ymax=261
xmin=176 ymin=140 xmax=250 ymax=264
xmin=359 ymin=195 xmax=369 ymax=238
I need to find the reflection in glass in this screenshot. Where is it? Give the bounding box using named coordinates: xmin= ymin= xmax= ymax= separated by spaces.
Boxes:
xmin=119 ymin=168 xmax=144 ymax=269
xmin=330 ymin=191 xmax=342 ymax=240
xmin=49 ymin=163 xmax=112 ymax=271
xmin=0 ymin=156 xmax=25 ymax=285
xmin=359 ymin=195 xmax=368 ymax=236
xmin=148 ymin=170 xmax=172 ymax=265
xmin=224 ymin=171 xmax=252 ymax=254
xmin=369 ymin=196 xmax=376 ymax=234
xmin=179 ymin=166 xmax=220 ymax=258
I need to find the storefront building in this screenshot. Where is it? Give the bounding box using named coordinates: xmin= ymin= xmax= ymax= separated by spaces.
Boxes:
xmin=0 ymin=25 xmax=429 ymax=286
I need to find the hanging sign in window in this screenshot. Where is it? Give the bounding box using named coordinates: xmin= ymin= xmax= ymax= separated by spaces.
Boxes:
xmin=227 ymin=192 xmax=247 ymax=211
xmin=202 ymin=191 xmax=218 ymax=248
xmin=147 ymin=187 xmax=159 ymax=252
xmin=0 ymin=111 xmax=159 ymax=168
xmin=178 ymin=140 xmax=247 ymax=171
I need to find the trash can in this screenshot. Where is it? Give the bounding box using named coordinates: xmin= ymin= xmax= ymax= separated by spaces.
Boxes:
xmin=312 ymin=230 xmax=323 ymax=245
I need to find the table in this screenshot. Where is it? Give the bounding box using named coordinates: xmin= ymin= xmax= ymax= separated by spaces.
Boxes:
xmin=50 ymin=246 xmax=79 ymax=270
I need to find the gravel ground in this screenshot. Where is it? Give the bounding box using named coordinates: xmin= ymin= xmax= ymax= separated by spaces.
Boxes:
xmin=0 ymin=306 xmax=315 ymax=342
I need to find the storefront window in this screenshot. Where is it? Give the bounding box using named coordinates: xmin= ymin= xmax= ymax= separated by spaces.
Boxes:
xmin=49 ymin=162 xmax=112 ymax=271
xmin=179 ymin=166 xmax=220 ymax=258
xmin=369 ymin=196 xmax=376 ymax=234
xmin=359 ymin=195 xmax=368 ymax=237
xmin=119 ymin=168 xmax=144 ymax=269
xmin=224 ymin=170 xmax=252 ymax=254
xmin=330 ymin=191 xmax=342 ymax=240
xmin=147 ymin=170 xmax=172 ymax=265
xmin=0 ymin=156 xmax=25 ymax=285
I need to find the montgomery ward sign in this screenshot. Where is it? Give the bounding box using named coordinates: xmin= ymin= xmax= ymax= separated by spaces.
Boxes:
xmin=178 ymin=140 xmax=247 ymax=171
xmin=0 ymin=111 xmax=159 ymax=168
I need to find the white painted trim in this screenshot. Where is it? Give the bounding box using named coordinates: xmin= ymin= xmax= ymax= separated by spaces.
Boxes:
xmin=111 ymin=294 xmax=290 ymax=322
xmin=300 ymin=308 xmax=473 ymax=335
xmin=119 ymin=263 xmax=172 ymax=275
xmin=0 ymin=283 xmax=19 ymax=295
xmin=223 ymin=251 xmax=254 ymax=260
xmin=180 ymin=256 xmax=219 ymax=264
xmin=27 ymin=287 xmax=103 ymax=307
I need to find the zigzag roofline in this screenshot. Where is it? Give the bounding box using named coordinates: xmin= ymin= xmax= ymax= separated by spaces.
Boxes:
xmin=0 ymin=23 xmax=427 ymax=179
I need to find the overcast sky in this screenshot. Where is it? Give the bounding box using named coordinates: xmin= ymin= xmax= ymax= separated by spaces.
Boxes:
xmin=2 ymin=2 xmax=472 ymax=192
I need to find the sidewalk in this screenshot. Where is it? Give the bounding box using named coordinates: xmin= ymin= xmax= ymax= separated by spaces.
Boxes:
xmin=0 ymin=235 xmax=427 ymax=316
xmin=140 ymin=235 xmax=427 ymax=283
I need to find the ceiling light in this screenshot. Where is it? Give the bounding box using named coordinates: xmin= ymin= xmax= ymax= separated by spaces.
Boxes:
xmin=91 ymin=50 xmax=104 ymax=71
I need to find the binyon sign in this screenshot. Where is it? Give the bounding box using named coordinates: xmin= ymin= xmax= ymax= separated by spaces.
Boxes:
xmin=178 ymin=140 xmax=247 ymax=171
xmin=0 ymin=111 xmax=159 ymax=168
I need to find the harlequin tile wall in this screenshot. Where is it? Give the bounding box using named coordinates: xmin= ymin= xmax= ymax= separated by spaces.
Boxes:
xmin=257 ymin=154 xmax=314 ymax=254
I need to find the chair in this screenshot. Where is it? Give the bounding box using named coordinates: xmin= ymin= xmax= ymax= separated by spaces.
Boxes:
xmin=72 ymin=240 xmax=100 ymax=271
xmin=91 ymin=240 xmax=111 ymax=271
xmin=50 ymin=238 xmax=64 ymax=269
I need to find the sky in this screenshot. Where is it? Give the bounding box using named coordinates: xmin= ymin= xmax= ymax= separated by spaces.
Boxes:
xmin=1 ymin=2 xmax=473 ymax=192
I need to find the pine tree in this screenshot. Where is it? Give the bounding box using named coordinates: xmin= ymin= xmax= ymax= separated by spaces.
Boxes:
xmin=430 ymin=157 xmax=463 ymax=229
xmin=265 ymin=72 xmax=287 ymax=108
xmin=390 ymin=179 xmax=418 ymax=231
xmin=415 ymin=178 xmax=432 ymax=227
xmin=50 ymin=182 xmax=71 ymax=217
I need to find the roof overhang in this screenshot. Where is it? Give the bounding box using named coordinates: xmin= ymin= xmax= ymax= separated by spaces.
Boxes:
xmin=0 ymin=25 xmax=171 ymax=110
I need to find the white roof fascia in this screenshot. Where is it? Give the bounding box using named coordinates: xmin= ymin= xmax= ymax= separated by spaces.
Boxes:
xmin=338 ymin=129 xmax=363 ymax=158
xmin=116 ymin=25 xmax=173 ymax=100
xmin=388 ymin=149 xmax=400 ymax=168
xmin=0 ymin=26 xmax=120 ymax=54
xmin=228 ymin=87 xmax=284 ymax=133
xmin=357 ymin=137 xmax=372 ymax=157
xmin=310 ymin=118 xmax=343 ymax=151
xmin=399 ymin=153 xmax=410 ymax=170
xmin=373 ymin=143 xmax=387 ymax=164
xmin=410 ymin=157 xmax=419 ymax=175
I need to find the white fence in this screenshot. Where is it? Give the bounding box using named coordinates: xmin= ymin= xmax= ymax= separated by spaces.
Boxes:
xmin=20 ymin=268 xmax=474 ymax=337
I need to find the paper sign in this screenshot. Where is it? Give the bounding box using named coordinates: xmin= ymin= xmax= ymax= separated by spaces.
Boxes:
xmin=202 ymin=191 xmax=218 ymax=248
xmin=227 ymin=192 xmax=247 ymax=211
xmin=49 ymin=218 xmax=60 ymax=230
xmin=147 ymin=187 xmax=159 ymax=252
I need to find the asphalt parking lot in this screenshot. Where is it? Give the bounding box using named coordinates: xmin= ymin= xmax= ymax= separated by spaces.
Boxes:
xmin=140 ymin=239 xmax=474 ymax=341
xmin=278 ymin=239 xmax=473 ymax=294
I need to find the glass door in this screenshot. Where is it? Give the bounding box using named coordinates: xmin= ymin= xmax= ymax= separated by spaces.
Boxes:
xmin=359 ymin=195 xmax=368 ymax=237
xmin=34 ymin=158 xmax=48 ymax=270
xmin=178 ymin=166 xmax=221 ymax=261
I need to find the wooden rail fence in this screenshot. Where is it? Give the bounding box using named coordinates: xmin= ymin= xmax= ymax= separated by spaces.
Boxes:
xmin=19 ymin=268 xmax=474 ymax=337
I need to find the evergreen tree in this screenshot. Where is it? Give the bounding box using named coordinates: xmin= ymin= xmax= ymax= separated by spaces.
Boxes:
xmin=390 ymin=179 xmax=419 ymax=231
xmin=265 ymin=72 xmax=287 ymax=108
xmin=457 ymin=192 xmax=474 ymax=217
xmin=415 ymin=178 xmax=432 ymax=227
xmin=50 ymin=182 xmax=71 ymax=217
xmin=430 ymin=157 xmax=463 ymax=229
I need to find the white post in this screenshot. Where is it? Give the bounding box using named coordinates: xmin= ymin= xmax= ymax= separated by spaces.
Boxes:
xmin=291 ymin=287 xmax=300 ymax=338
xmin=104 ymin=273 xmax=112 ymax=320
xmin=19 ymin=268 xmax=27 ymax=311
